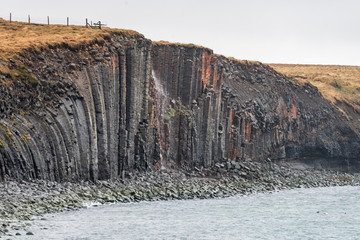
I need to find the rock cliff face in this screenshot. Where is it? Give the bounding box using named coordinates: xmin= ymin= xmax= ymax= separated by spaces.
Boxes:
xmin=0 ymin=33 xmax=359 ymax=181
xmin=0 ymin=34 xmax=155 ymax=181
xmin=152 ymin=44 xmax=360 ymax=171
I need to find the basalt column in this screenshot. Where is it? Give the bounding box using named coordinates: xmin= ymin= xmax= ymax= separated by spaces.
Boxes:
xmin=0 ymin=35 xmax=155 ymax=181
xmin=151 ymin=44 xmax=223 ymax=169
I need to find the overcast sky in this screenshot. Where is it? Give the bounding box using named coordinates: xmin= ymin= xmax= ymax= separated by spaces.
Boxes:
xmin=2 ymin=0 xmax=359 ymax=65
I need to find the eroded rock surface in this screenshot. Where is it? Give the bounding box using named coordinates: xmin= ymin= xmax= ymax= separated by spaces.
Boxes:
xmin=0 ymin=33 xmax=359 ymax=182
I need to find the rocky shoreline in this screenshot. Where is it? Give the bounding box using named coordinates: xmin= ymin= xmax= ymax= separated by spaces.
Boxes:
xmin=1 ymin=159 xmax=360 ymax=237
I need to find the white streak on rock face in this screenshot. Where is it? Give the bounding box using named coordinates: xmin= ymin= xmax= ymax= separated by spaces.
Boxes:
xmin=152 ymin=70 xmax=165 ymax=97
xmin=152 ymin=70 xmax=168 ymax=170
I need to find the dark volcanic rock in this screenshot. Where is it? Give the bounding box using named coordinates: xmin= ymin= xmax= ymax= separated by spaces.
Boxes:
xmin=151 ymin=44 xmax=360 ymax=171
xmin=0 ymin=33 xmax=359 ymax=182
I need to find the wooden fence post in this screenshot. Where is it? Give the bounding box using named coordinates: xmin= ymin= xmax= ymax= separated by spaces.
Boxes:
xmin=67 ymin=17 xmax=69 ymax=26
xmin=28 ymin=14 xmax=30 ymax=24
xmin=47 ymin=16 xmax=49 ymax=25
xmin=86 ymin=18 xmax=88 ymax=27
xmin=10 ymin=13 xmax=12 ymax=23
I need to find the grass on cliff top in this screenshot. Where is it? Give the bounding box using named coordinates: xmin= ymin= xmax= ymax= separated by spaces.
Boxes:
xmin=154 ymin=42 xmax=261 ymax=67
xmin=227 ymin=56 xmax=262 ymax=66
xmin=153 ymin=40 xmax=211 ymax=51
xmin=269 ymin=64 xmax=360 ymax=106
xmin=0 ymin=18 xmax=142 ymax=71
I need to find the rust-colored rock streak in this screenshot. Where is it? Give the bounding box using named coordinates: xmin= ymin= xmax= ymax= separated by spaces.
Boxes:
xmin=0 ymin=34 xmax=359 ymax=182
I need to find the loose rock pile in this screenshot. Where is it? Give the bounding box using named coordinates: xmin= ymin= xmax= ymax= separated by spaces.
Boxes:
xmin=0 ymin=159 xmax=359 ymax=236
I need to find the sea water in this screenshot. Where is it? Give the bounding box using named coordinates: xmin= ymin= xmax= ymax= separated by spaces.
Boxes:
xmin=14 ymin=186 xmax=360 ymax=240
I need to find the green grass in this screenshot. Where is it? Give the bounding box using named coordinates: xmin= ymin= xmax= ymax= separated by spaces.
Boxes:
xmin=164 ymin=107 xmax=176 ymax=121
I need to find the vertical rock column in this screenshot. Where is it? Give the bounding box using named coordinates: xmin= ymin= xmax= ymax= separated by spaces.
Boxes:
xmin=0 ymin=37 xmax=154 ymax=181
xmin=151 ymin=44 xmax=223 ymax=169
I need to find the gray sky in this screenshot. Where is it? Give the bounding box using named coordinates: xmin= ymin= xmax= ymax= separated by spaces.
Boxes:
xmin=2 ymin=0 xmax=359 ymax=65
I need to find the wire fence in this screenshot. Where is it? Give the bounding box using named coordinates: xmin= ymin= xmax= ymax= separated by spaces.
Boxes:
xmin=2 ymin=13 xmax=105 ymax=29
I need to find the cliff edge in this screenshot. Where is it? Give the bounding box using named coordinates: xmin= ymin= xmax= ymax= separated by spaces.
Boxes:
xmin=0 ymin=20 xmax=359 ymax=182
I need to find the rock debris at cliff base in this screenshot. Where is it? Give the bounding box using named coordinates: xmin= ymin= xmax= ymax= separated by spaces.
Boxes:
xmin=1 ymin=159 xmax=359 ymax=237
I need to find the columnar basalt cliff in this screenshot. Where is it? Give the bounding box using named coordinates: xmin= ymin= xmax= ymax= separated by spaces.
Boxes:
xmin=0 ymin=32 xmax=359 ymax=182
xmin=152 ymin=44 xmax=360 ymax=171
xmin=151 ymin=43 xmax=223 ymax=169
xmin=0 ymin=34 xmax=157 ymax=181
xmin=216 ymin=56 xmax=360 ymax=166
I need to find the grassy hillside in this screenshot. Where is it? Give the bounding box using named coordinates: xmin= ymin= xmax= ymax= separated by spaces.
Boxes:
xmin=270 ymin=64 xmax=360 ymax=107
xmin=0 ymin=18 xmax=142 ymax=74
